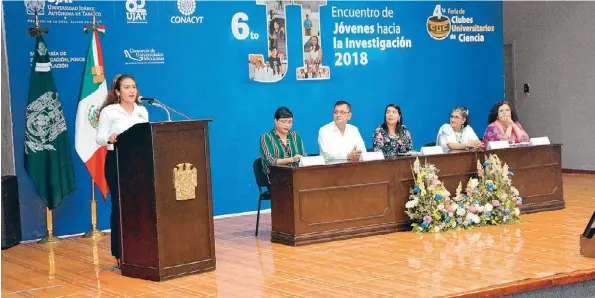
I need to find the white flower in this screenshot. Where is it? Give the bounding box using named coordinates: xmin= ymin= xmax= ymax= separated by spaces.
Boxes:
xmin=405 ymin=200 xmax=418 ymax=209
xmin=514 ymin=208 xmax=520 ymax=216
xmin=471 ymin=179 xmax=479 ymax=189
xmin=456 ymin=208 xmax=466 ymax=216
xmin=484 ymin=203 xmax=493 ymax=212
xmin=466 ymin=213 xmax=481 ymax=224
xmin=448 ymin=212 xmax=454 ymax=218
xmin=434 ymin=226 xmax=441 ymax=233
xmin=413 ymin=157 xmax=421 ymax=174
xmin=512 ymin=187 xmax=519 ymax=196
xmin=473 ymin=214 xmax=481 ymax=223
xmin=437 ymin=204 xmax=445 ymax=211
xmin=476 ymin=205 xmax=484 ymax=213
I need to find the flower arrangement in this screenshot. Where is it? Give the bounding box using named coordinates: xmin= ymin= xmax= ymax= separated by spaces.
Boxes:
xmin=467 ymin=154 xmax=523 ymax=225
xmin=451 ymin=180 xmax=483 ymax=229
xmin=406 ymin=154 xmax=523 ymax=233
xmin=405 ymin=158 xmax=455 ymax=233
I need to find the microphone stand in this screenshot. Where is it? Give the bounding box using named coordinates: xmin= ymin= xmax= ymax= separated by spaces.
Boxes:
xmin=149 ymin=101 xmax=171 ymax=121
xmin=144 ymin=98 xmax=190 ymax=121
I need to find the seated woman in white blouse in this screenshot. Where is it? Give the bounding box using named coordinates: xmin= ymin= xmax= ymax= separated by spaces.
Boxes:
xmin=436 ymin=106 xmax=483 ymax=151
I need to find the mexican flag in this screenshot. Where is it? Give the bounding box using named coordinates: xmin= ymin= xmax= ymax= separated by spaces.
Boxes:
xmin=74 ymin=24 xmax=109 ymax=199
xmin=24 ymin=33 xmax=76 ymax=210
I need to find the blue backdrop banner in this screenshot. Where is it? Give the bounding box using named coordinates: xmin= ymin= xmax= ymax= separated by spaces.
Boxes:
xmin=4 ymin=0 xmax=504 ymax=240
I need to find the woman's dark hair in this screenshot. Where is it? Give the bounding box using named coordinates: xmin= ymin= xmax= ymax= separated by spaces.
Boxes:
xmin=274 ymin=106 xmax=293 ymax=120
xmin=487 ymin=100 xmax=518 ymax=124
xmin=452 ymin=106 xmax=470 ymax=127
xmin=99 ymin=74 xmax=141 ymax=112
xmin=310 ymin=36 xmax=320 ymax=52
xmin=381 ymin=104 xmax=404 ymax=136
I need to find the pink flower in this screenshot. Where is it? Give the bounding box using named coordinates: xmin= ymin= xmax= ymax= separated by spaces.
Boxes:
xmin=423 ymin=215 xmax=432 ymax=223
xmin=468 ymin=206 xmax=476 ymax=213
xmin=448 ymin=205 xmax=455 ymax=212
xmin=516 ymin=201 xmax=522 ymax=206
xmin=492 ymin=200 xmax=500 ymax=207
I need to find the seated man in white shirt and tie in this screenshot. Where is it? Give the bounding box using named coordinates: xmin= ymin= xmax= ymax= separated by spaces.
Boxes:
xmin=318 ymin=100 xmax=366 ymax=161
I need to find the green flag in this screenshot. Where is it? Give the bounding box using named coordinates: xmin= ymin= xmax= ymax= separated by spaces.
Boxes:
xmin=24 ymin=34 xmax=76 ymax=210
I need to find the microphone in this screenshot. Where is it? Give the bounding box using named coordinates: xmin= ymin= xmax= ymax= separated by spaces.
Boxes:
xmin=138 ymin=96 xmax=156 ymax=105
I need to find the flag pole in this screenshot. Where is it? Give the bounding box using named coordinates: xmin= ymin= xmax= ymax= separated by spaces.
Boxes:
xmin=30 ymin=8 xmax=60 ymax=245
xmin=38 ymin=207 xmax=62 ymax=243
xmin=83 ymin=179 xmax=106 ymax=238
xmin=82 ymin=12 xmax=106 ymax=240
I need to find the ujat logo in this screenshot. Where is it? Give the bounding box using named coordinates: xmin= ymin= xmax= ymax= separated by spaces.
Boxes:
xmin=24 ymin=0 xmax=46 ymax=15
xmin=24 ymin=0 xmax=75 ymax=15
xmin=171 ymin=0 xmax=203 ymax=24
xmin=427 ymin=5 xmax=450 ymax=40
xmin=126 ymin=0 xmax=147 ymax=24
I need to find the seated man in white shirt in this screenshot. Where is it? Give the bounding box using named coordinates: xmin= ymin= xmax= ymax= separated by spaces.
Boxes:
xmin=318 ymin=100 xmax=366 ymax=161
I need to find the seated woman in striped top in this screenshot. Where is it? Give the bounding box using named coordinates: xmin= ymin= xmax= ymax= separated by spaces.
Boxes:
xmin=259 ymin=107 xmax=306 ymax=177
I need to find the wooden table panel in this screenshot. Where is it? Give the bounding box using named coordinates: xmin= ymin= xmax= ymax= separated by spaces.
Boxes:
xmin=269 ymin=144 xmax=564 ymax=246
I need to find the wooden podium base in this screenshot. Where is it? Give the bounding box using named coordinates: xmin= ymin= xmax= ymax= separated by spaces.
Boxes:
xmin=580 ymin=235 xmax=595 ymax=258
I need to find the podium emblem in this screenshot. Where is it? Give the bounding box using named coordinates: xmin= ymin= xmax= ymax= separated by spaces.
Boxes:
xmin=173 ymin=163 xmax=197 ymax=201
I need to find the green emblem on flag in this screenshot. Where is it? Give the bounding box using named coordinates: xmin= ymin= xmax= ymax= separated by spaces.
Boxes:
xmin=25 ymin=91 xmax=67 ymax=153
xmin=87 ymin=105 xmax=100 ymax=129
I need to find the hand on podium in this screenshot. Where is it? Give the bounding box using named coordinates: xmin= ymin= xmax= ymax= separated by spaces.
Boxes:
xmin=108 ymin=133 xmax=120 ymax=144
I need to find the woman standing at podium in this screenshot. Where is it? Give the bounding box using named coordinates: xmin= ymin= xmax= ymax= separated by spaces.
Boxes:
xmin=96 ymin=74 xmax=149 ymax=268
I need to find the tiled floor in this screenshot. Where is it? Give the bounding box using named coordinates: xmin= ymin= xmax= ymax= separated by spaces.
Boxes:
xmin=2 ymin=174 xmax=595 ymax=297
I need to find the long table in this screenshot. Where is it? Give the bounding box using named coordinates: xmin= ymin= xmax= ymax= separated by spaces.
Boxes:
xmin=268 ymin=144 xmax=564 ymax=246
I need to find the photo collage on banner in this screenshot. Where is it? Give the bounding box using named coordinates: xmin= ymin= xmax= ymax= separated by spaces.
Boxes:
xmin=296 ymin=0 xmax=329 ymax=80
xmin=249 ymin=0 xmax=289 ymax=82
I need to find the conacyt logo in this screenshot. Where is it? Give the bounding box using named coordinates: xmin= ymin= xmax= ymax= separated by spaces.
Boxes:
xmin=170 ymin=0 xmax=203 ymax=24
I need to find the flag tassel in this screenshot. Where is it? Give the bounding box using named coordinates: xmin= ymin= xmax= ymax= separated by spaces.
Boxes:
xmin=37 ymin=208 xmax=62 ymax=244
xmin=83 ymin=179 xmax=106 ymax=239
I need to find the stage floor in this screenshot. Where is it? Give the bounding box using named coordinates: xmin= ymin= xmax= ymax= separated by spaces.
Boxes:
xmin=2 ymin=174 xmax=595 ymax=297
